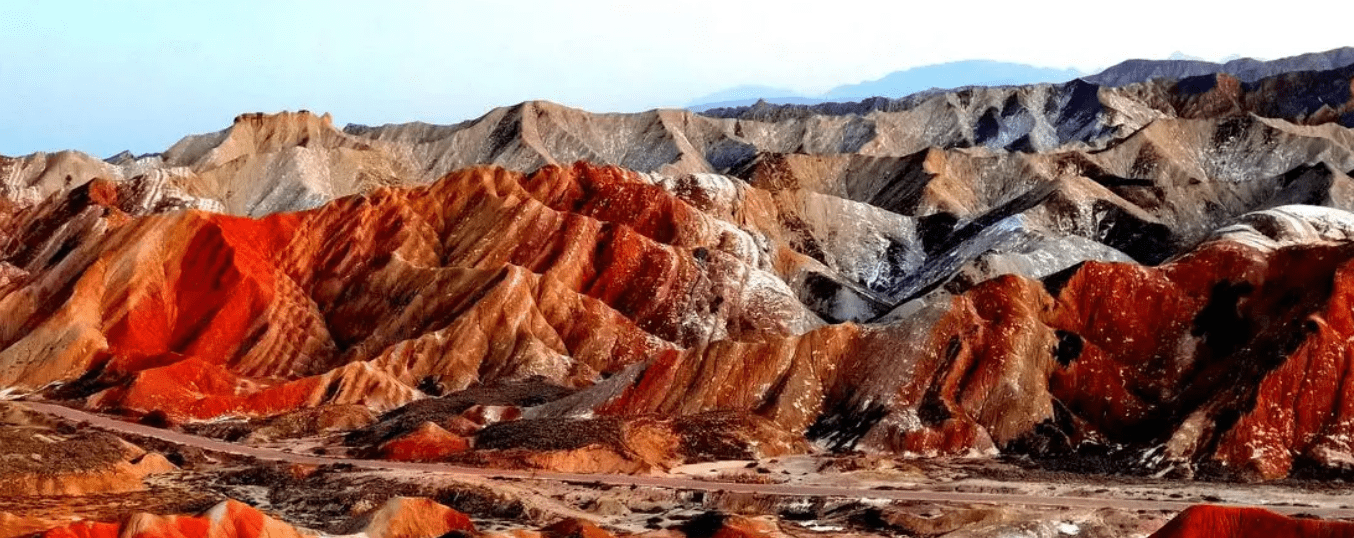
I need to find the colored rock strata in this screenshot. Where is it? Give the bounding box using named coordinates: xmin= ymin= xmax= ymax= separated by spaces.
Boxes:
xmin=7 ymin=56 xmax=1354 ymax=481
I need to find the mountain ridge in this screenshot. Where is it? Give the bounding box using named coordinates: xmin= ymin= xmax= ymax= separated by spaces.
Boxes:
xmin=1086 ymin=46 xmax=1354 ymax=86
xmin=687 ymin=48 xmax=1354 ymax=116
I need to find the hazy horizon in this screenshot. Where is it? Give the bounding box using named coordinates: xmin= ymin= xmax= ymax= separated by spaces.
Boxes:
xmin=3 ymin=0 xmax=1348 ymax=157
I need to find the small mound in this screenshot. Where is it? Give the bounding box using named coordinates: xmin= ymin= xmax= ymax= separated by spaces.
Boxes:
xmin=346 ymin=497 xmax=475 ymax=538
xmin=474 ymin=417 xmax=627 ymax=452
xmin=680 ymin=512 xmax=777 ymax=538
xmin=451 ymin=416 xmax=671 ymax=473
xmin=541 ymin=518 xmax=614 ymax=538
xmin=0 ymin=427 xmax=137 ymax=475
xmin=673 ymin=412 xmax=806 ymax=462
xmin=346 ymin=378 xmax=574 ymax=447
xmin=247 ymin=404 xmax=378 ymax=442
xmin=378 ymin=422 xmax=470 ymax=462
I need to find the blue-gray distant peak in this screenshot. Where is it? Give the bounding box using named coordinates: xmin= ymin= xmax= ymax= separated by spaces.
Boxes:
xmin=686 ymin=61 xmax=1084 ymax=111
xmin=824 ymin=60 xmax=1084 ymax=100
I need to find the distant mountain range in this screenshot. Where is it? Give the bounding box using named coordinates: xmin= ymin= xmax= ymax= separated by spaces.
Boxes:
xmin=688 ymin=60 xmax=1084 ymax=111
xmin=690 ymin=47 xmax=1354 ymax=111
xmin=822 ymin=60 xmax=1084 ymax=101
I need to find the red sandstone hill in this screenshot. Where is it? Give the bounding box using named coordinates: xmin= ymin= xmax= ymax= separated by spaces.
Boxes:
xmin=8 ymin=157 xmax=1354 ymax=478
xmin=1148 ymin=505 xmax=1354 ymax=538
xmin=0 ymin=162 xmax=854 ymax=418
xmin=528 ymin=235 xmax=1354 ymax=478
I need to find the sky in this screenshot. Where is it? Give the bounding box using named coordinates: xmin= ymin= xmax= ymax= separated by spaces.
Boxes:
xmin=2 ymin=0 xmax=1349 ymax=158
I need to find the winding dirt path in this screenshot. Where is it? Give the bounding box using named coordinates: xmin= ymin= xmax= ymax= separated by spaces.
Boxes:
xmin=21 ymin=401 xmax=1354 ymax=518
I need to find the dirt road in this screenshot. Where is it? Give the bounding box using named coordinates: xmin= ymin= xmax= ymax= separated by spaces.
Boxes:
xmin=21 ymin=401 xmax=1354 ymax=518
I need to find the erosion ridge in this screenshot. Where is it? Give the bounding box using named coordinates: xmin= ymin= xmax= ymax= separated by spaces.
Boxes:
xmin=10 ymin=165 xmax=1354 ymax=479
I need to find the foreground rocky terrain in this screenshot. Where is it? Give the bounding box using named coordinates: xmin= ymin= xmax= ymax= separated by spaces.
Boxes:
xmin=8 ymin=49 xmax=1354 ymax=536
xmin=9 ymin=400 xmax=1354 ymax=538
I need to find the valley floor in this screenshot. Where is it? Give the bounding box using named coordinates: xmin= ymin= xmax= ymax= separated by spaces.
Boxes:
xmin=8 ymin=401 xmax=1354 ymax=538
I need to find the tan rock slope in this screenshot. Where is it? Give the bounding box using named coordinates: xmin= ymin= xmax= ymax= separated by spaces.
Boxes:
xmin=8 ymin=63 xmax=1353 ymax=220
xmin=3 ymin=111 xmax=411 ymax=217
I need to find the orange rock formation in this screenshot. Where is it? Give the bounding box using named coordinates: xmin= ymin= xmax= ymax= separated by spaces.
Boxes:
xmin=11 ymin=157 xmax=1354 ymax=477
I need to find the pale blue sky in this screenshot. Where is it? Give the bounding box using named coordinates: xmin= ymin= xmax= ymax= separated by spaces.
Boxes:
xmin=2 ymin=0 xmax=1347 ymax=157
